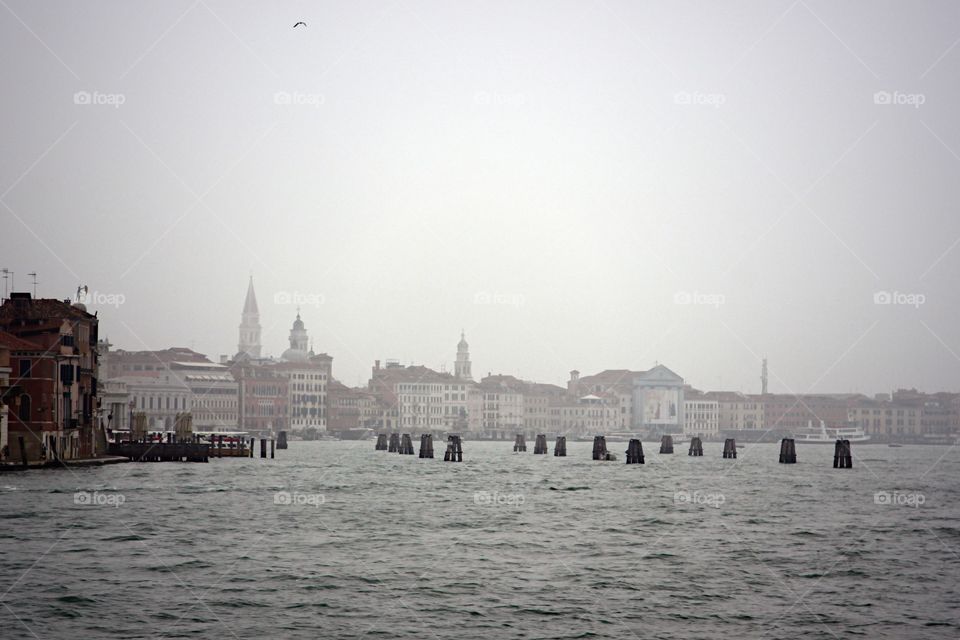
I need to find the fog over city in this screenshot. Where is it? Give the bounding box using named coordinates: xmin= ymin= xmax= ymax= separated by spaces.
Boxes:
xmin=3 ymin=0 xmax=960 ymax=393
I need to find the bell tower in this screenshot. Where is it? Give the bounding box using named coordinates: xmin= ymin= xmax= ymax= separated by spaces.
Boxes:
xmin=237 ymin=276 xmax=262 ymax=359
xmin=455 ymin=330 xmax=472 ymax=380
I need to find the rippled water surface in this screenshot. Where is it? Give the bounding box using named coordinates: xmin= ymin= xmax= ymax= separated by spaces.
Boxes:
xmin=2 ymin=441 xmax=959 ymax=639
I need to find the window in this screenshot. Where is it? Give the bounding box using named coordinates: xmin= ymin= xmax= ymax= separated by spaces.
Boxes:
xmin=19 ymin=359 xmax=31 ymax=378
xmin=18 ymin=395 xmax=31 ymax=422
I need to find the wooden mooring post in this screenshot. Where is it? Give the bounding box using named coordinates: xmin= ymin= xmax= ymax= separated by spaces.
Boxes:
xmin=779 ymin=438 xmax=796 ymax=464
xmin=217 ymin=435 xmax=223 ymax=458
xmin=270 ymin=438 xmax=275 ymax=459
xmin=260 ymin=438 xmax=267 ymax=459
xmin=553 ymin=436 xmax=567 ymax=457
xmin=399 ymin=433 xmax=415 ymax=455
xmin=533 ymin=434 xmax=548 ymax=454
xmin=513 ymin=434 xmax=526 ymax=452
xmin=660 ymin=435 xmax=674 ymax=454
xmin=443 ymin=435 xmax=463 ymax=462
xmin=388 ymin=433 xmax=400 ymax=453
xmin=722 ymin=438 xmax=737 ymax=459
xmin=419 ymin=434 xmax=434 ymax=458
xmin=833 ymin=439 xmax=852 ymax=468
xmin=688 ymin=437 xmax=703 ymax=456
xmin=625 ymin=439 xmax=644 ymax=464
xmin=18 ymin=435 xmax=28 ymax=469
xmin=276 ymin=431 xmax=288 ymax=450
xmin=375 ymin=433 xmax=388 ymax=451
xmin=249 ymin=438 xmax=254 ymax=458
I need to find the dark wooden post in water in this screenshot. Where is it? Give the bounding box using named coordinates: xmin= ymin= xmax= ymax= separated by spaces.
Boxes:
xmin=443 ymin=435 xmax=463 ymax=462
xmin=249 ymin=437 xmax=254 ymax=458
xmin=592 ymin=435 xmax=608 ymax=460
xmin=388 ymin=433 xmax=400 ymax=453
xmin=688 ymin=437 xmax=703 ymax=456
xmin=554 ymin=436 xmax=567 ymax=457
xmin=270 ymin=438 xmax=275 ymax=459
xmin=625 ymin=439 xmax=644 ymax=464
xmin=217 ymin=435 xmax=224 ymax=458
xmin=276 ymin=431 xmax=288 ymax=449
xmin=260 ymin=438 xmax=267 ymax=459
xmin=660 ymin=435 xmax=674 ymax=454
xmin=533 ymin=434 xmax=548 ymax=454
xmin=722 ymin=438 xmax=737 ymax=459
xmin=375 ymin=433 xmax=388 ymax=451
xmin=18 ymin=435 xmax=28 ymax=469
xmin=513 ymin=434 xmax=527 ymax=452
xmin=833 ymin=439 xmax=852 ymax=468
xmin=419 ymin=434 xmax=434 ymax=458
xmin=779 ymin=438 xmax=797 ymax=463
xmin=399 ymin=433 xmax=415 ymax=455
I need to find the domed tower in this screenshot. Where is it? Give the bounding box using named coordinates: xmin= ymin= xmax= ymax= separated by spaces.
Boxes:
xmin=236 ymin=277 xmax=262 ymax=359
xmin=281 ymin=309 xmax=310 ymax=362
xmin=455 ymin=330 xmax=472 ymax=381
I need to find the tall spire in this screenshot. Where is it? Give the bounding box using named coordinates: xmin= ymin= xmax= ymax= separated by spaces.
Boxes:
xmin=236 ymin=276 xmax=262 ymax=359
xmin=243 ymin=276 xmax=259 ymax=314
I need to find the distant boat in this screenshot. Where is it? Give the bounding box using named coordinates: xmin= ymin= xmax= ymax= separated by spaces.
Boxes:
xmin=332 ymin=428 xmax=373 ymax=441
xmin=793 ymin=420 xmax=870 ymax=444
xmin=888 ymin=443 xmax=903 ymax=448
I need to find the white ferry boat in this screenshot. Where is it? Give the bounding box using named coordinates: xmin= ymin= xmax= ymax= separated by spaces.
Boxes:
xmin=793 ymin=420 xmax=870 ymax=444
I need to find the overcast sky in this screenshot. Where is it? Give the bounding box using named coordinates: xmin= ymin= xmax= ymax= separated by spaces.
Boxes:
xmin=2 ymin=0 xmax=959 ymax=394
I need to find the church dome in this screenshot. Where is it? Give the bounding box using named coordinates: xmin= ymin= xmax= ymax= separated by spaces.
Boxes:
xmin=281 ymin=347 xmax=309 ymax=363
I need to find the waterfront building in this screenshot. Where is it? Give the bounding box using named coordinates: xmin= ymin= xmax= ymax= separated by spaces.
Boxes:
xmin=169 ymin=361 xmax=239 ymax=432
xmin=0 ymin=293 xmax=103 ymax=461
xmin=479 ymin=374 xmax=525 ymax=435
xmin=683 ymin=389 xmax=720 ymax=438
xmin=633 ymin=365 xmax=686 ymax=435
xmin=275 ymin=312 xmax=332 ymax=434
xmin=848 ymin=397 xmax=922 ymax=439
xmin=567 ymin=369 xmax=636 ymax=430
xmin=704 ymin=391 xmax=763 ymax=432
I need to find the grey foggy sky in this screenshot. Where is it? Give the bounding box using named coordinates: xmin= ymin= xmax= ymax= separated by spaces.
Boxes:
xmin=2 ymin=0 xmax=959 ymax=394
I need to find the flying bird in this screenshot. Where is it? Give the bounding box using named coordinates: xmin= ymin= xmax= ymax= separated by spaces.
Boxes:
xmin=293 ymin=21 xmax=306 ymax=28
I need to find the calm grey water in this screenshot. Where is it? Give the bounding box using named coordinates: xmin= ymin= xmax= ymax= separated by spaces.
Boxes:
xmin=1 ymin=441 xmax=959 ymax=639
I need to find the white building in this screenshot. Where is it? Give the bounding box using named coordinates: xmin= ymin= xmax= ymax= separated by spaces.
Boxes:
xmin=683 ymin=391 xmax=720 ymax=438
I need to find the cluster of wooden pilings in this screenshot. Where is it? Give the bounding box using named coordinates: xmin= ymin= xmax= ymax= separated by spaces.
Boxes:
xmin=688 ymin=437 xmax=703 ymax=456
xmin=660 ymin=435 xmax=674 ymax=454
xmin=276 ymin=431 xmax=288 ymax=450
xmin=375 ymin=434 xmax=388 ymax=450
xmin=398 ymin=434 xmax=415 ymax=455
xmin=533 ymin=434 xmax=548 ymax=454
xmin=626 ymin=439 xmax=644 ymax=464
xmin=723 ymin=438 xmax=737 ymax=459
xmin=554 ymin=436 xmax=567 ymax=457
xmin=833 ymin=439 xmax=853 ymax=468
xmin=778 ymin=438 xmax=797 ymax=464
xmin=388 ymin=433 xmax=400 ymax=453
xmin=444 ymin=435 xmax=463 ymax=462
xmin=592 ymin=435 xmax=616 ymax=461
xmin=110 ymin=437 xmax=210 ymax=462
xmin=419 ymin=434 xmax=434 ymax=458
xmin=513 ymin=434 xmax=527 ymax=452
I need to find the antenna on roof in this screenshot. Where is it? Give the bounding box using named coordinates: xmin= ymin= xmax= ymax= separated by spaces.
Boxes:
xmin=27 ymin=272 xmax=37 ymax=297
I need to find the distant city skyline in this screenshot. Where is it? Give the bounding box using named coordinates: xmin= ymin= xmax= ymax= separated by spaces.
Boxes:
xmin=3 ymin=1 xmax=960 ymax=395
